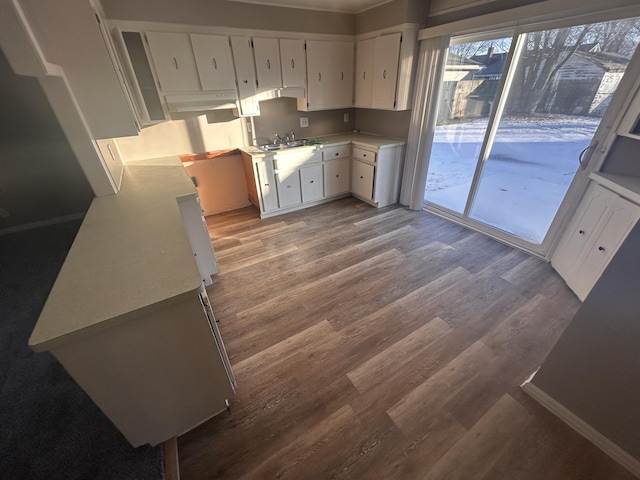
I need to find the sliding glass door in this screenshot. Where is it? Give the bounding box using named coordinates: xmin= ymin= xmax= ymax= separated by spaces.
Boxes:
xmin=425 ymin=17 xmax=640 ymax=246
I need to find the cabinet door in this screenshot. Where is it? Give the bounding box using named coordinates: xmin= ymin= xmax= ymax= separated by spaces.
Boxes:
xmin=145 ymin=32 xmax=200 ymax=92
xmin=355 ymin=38 xmax=375 ymax=108
xmin=331 ymin=41 xmax=354 ymax=108
xmin=230 ymin=36 xmax=260 ymax=116
xmin=571 ymin=195 xmax=640 ymax=300
xmin=305 ymin=41 xmax=332 ymax=110
xmin=190 ymin=34 xmax=236 ymax=90
xmin=552 ymin=183 xmax=616 ymax=282
xmin=276 ymin=170 xmax=302 ymax=208
xmin=280 ymin=39 xmax=306 ymax=88
xmin=351 ymin=159 xmax=375 ymax=201
xmin=372 ymin=33 xmax=401 ymax=110
xmin=324 ymin=158 xmax=351 ymax=197
xmin=253 ymin=37 xmax=282 ymax=89
xmin=300 ymin=165 xmax=324 ymax=202
xmin=177 ymin=194 xmax=218 ymax=286
xmin=255 ymin=160 xmax=278 ymax=212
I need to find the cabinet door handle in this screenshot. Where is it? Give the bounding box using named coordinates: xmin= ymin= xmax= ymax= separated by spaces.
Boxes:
xmin=267 ymin=59 xmax=271 ymax=70
xmin=383 ymin=69 xmax=386 ymax=79
xmin=579 ymin=229 xmax=585 ymax=235
xmin=212 ymin=57 xmax=217 ymax=69
xmin=287 ymin=185 xmax=292 ymax=189
xmin=360 ymin=175 xmax=364 ymax=179
xmin=310 ymin=180 xmax=314 ymax=183
xmin=363 ymin=153 xmax=367 ymax=157
xmin=363 ymin=71 xmax=366 ymax=80
xmin=335 ymin=152 xmax=339 ymax=156
xmin=318 ymin=72 xmax=321 ymax=81
xmin=336 ymin=174 xmax=340 ymax=178
xmin=264 ymin=183 xmax=269 ymax=187
xmin=341 ymin=71 xmax=344 ymax=80
xmin=291 ymin=59 xmax=295 ymax=69
xmin=598 ymin=246 xmax=605 ymax=252
xmin=173 ymin=57 xmax=179 ymax=69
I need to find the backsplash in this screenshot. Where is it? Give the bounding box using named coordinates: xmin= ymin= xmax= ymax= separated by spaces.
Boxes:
xmin=252 ymin=97 xmax=355 ymax=145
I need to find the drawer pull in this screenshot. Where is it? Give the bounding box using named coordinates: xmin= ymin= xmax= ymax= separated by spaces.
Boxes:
xmin=310 ymin=180 xmax=314 ymax=183
xmin=598 ymin=246 xmax=605 ymax=252
xmin=579 ymin=229 xmax=585 ymax=235
xmin=335 ymin=152 xmax=339 ymax=156
xmin=360 ymin=175 xmax=364 ymax=179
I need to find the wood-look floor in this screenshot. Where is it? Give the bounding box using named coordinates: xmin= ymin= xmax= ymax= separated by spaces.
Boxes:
xmin=178 ymin=197 xmax=636 ymax=480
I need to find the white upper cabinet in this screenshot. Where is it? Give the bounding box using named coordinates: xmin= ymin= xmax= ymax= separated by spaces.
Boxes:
xmin=253 ymin=37 xmax=283 ymax=90
xmin=299 ymin=40 xmax=354 ymax=111
xmin=190 ymin=34 xmax=236 ymax=91
xmin=372 ymin=33 xmax=401 ymax=109
xmin=230 ymin=36 xmax=261 ymax=116
xmin=354 ymin=26 xmax=419 ymax=111
xmin=145 ymin=32 xmax=200 ymax=92
xmin=303 ymin=40 xmax=331 ymax=110
xmin=279 ymin=39 xmax=306 ymax=88
xmin=332 ymin=41 xmax=355 ymax=108
xmin=355 ymin=38 xmax=375 ymax=108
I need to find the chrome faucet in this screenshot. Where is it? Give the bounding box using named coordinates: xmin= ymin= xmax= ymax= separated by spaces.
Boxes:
xmin=274 ymin=133 xmax=284 ymax=144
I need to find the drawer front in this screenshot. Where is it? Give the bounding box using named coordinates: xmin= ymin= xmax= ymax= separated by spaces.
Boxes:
xmin=352 ymin=146 xmax=377 ymax=163
xmin=322 ymin=144 xmax=351 ymax=161
xmin=274 ymin=150 xmax=321 ymax=170
xmin=351 ymin=159 xmax=375 ymax=201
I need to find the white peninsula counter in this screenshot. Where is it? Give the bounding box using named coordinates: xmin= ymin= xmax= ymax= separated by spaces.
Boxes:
xmin=29 ymin=157 xmax=235 ymax=447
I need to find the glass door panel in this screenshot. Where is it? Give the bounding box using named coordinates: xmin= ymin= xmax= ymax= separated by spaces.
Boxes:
xmin=469 ymin=19 xmax=640 ymax=243
xmin=425 ymin=36 xmax=512 ymax=213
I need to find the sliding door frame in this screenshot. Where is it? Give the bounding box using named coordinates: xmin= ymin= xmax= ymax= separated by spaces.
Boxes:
xmin=407 ymin=2 xmax=640 ymax=259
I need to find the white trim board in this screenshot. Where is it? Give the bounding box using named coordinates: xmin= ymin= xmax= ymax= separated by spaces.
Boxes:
xmin=420 ymin=0 xmax=640 ymax=39
xmin=522 ymin=381 xmax=640 ymax=478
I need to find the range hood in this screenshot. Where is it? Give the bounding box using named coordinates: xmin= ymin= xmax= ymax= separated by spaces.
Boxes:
xmin=165 ymin=90 xmax=238 ymax=113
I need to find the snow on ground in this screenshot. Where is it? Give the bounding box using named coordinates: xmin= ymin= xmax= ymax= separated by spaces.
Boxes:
xmin=425 ymin=115 xmax=601 ymax=243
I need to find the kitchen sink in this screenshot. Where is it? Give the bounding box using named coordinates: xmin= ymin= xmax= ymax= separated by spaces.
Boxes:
xmin=258 ymin=139 xmax=312 ymax=151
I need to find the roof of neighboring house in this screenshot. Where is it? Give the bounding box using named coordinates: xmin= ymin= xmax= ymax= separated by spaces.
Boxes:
xmin=470 ymin=52 xmax=509 ymax=78
xmin=446 ymin=52 xmax=484 ymax=69
xmin=575 ymin=50 xmax=630 ymax=72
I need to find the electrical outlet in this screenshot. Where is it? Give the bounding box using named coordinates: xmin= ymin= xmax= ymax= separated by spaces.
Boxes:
xmin=344 ymin=113 xmax=349 ymax=123
xmin=300 ymin=117 xmax=309 ymax=128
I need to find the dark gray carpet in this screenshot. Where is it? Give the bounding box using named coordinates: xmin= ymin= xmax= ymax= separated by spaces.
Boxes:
xmin=0 ymin=220 xmax=164 ymax=480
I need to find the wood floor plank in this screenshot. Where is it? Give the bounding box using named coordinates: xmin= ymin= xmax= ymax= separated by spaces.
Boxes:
xmin=177 ymin=198 xmax=632 ymax=480
xmin=423 ymin=394 xmax=534 ymax=480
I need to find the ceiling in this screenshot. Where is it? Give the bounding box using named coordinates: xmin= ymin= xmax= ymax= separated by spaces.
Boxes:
xmin=225 ymin=0 xmax=394 ymax=14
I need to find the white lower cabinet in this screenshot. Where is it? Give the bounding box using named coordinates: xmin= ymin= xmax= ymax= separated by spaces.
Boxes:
xmin=300 ymin=164 xmax=324 ymax=202
xmin=243 ymin=138 xmax=405 ymax=218
xmin=324 ymin=159 xmax=351 ymax=197
xmin=254 ymin=159 xmax=279 ymax=212
xmin=552 ymin=180 xmax=640 ymax=301
xmin=351 ymin=159 xmax=375 ymax=201
xmin=276 ymin=170 xmax=303 ymax=208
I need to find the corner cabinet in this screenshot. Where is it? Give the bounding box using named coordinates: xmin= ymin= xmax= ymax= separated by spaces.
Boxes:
xmin=354 ymin=25 xmax=420 ymax=111
xmin=552 ymin=177 xmax=640 ymax=301
xmin=351 ymin=144 xmax=405 ymax=208
xmin=298 ymin=40 xmax=354 ymax=111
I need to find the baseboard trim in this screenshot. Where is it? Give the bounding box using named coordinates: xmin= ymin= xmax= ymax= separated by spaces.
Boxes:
xmin=163 ymin=437 xmax=180 ymax=480
xmin=0 ymin=213 xmax=85 ymax=236
xmin=522 ymin=381 xmax=640 ymax=478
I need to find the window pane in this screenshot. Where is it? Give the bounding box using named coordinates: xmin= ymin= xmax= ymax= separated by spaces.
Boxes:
xmin=425 ymin=37 xmax=512 ymax=213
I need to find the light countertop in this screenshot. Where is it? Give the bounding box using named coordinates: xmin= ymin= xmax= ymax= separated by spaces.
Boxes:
xmin=239 ymin=132 xmax=406 ymax=158
xmin=29 ymin=157 xmax=202 ymax=352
